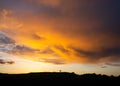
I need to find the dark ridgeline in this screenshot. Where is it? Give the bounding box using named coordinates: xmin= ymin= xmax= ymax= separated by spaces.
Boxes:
xmin=0 ymin=72 xmax=120 ymax=85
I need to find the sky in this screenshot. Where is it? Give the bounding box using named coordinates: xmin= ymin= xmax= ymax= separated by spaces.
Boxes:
xmin=0 ymin=0 xmax=120 ymax=76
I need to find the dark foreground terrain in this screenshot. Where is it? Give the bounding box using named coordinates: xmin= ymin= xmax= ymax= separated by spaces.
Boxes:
xmin=0 ymin=72 xmax=120 ymax=85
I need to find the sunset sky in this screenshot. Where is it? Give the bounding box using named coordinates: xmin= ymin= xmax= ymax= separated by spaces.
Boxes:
xmin=0 ymin=0 xmax=120 ymax=76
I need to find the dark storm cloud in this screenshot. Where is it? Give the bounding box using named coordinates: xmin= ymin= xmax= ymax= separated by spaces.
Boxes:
xmin=70 ymin=46 xmax=120 ymax=62
xmin=1 ymin=0 xmax=120 ymax=34
xmin=60 ymin=0 xmax=120 ymax=35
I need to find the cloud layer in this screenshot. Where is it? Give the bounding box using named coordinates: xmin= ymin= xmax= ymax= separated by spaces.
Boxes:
xmin=0 ymin=0 xmax=120 ymax=65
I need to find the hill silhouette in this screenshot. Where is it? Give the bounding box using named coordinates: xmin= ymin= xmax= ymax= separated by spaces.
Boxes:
xmin=0 ymin=72 xmax=120 ymax=85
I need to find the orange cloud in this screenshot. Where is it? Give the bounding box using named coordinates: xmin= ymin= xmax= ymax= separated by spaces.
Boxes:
xmin=0 ymin=0 xmax=120 ymax=65
xmin=26 ymin=0 xmax=61 ymax=7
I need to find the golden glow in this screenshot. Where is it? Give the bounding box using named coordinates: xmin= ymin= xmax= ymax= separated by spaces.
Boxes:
xmin=0 ymin=0 xmax=120 ymax=76
xmin=0 ymin=8 xmax=116 ymax=64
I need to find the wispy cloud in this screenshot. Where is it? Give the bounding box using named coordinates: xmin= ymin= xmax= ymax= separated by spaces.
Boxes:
xmin=106 ymin=63 xmax=120 ymax=67
xmin=40 ymin=58 xmax=65 ymax=65
xmin=0 ymin=59 xmax=15 ymax=64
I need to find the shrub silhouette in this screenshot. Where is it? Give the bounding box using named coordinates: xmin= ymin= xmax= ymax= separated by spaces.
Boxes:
xmin=0 ymin=72 xmax=119 ymax=85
